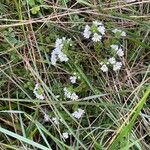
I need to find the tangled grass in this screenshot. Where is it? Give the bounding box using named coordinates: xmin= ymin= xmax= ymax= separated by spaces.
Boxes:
xmin=0 ymin=0 xmax=150 ymax=150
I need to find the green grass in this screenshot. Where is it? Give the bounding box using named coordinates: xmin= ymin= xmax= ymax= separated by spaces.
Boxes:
xmin=0 ymin=0 xmax=150 ymax=150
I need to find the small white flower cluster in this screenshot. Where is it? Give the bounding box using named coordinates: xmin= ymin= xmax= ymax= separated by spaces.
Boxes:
xmin=100 ymin=64 xmax=108 ymax=72
xmin=112 ymin=29 xmax=126 ymax=37
xmin=44 ymin=114 xmax=50 ymax=122
xmin=52 ymin=117 xmax=59 ymax=125
xmin=33 ymin=84 xmax=44 ymax=100
xmin=111 ymin=44 xmax=124 ymax=57
xmin=69 ymin=76 xmax=77 ymax=84
xmin=62 ymin=132 xmax=69 ymax=139
xmin=69 ymin=72 xmax=81 ymax=84
xmin=107 ymin=58 xmax=122 ymax=71
xmin=108 ymin=57 xmax=116 ymax=65
xmin=72 ymin=108 xmax=85 ymax=119
xmin=83 ymin=21 xmax=105 ymax=42
xmin=44 ymin=107 xmax=85 ymax=124
xmin=64 ymin=87 xmax=78 ymax=100
xmin=113 ymin=61 xmax=122 ymax=71
xmin=100 ymin=28 xmax=126 ymax=72
xmin=100 ymin=57 xmax=122 ymax=72
xmin=51 ymin=37 xmax=71 ymax=66
xmin=44 ymin=114 xmax=60 ymax=125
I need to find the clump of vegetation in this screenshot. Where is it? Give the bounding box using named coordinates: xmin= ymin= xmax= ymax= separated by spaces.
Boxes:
xmin=0 ymin=0 xmax=150 ymax=150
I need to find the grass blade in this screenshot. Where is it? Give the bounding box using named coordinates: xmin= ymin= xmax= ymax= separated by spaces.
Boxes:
xmin=107 ymin=86 xmax=150 ymax=149
xmin=0 ymin=127 xmax=49 ymax=150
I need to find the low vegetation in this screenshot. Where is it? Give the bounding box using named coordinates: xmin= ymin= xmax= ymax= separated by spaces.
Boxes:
xmin=0 ymin=0 xmax=150 ymax=149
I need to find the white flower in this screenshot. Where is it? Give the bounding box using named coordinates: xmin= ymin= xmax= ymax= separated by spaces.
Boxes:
xmin=110 ymin=45 xmax=124 ymax=57
xmin=69 ymin=76 xmax=77 ymax=84
xmin=33 ymin=84 xmax=44 ymax=100
xmin=121 ymin=31 xmax=126 ymax=37
xmin=64 ymin=87 xmax=78 ymax=100
xmin=72 ymin=108 xmax=85 ymax=119
xmin=51 ymin=50 xmax=57 ymax=66
xmin=108 ymin=57 xmax=116 ymax=64
xmin=34 ymin=83 xmax=39 ymax=91
xmin=111 ymin=44 xmax=119 ymax=51
xmin=55 ymin=38 xmax=63 ymax=49
xmin=73 ymin=72 xmax=80 ymax=79
xmin=93 ymin=21 xmax=105 ymax=35
xmin=98 ymin=26 xmax=105 ymax=35
xmin=52 ymin=117 xmax=59 ymax=125
xmin=63 ymin=87 xmax=68 ymax=93
xmin=64 ymin=87 xmax=71 ymax=99
xmin=62 ymin=132 xmax=69 ymax=139
xmin=83 ymin=25 xmax=91 ymax=39
xmin=113 ymin=62 xmax=122 ymax=71
xmin=112 ymin=29 xmax=126 ymax=37
xmin=58 ymin=51 xmax=69 ymax=62
xmin=93 ymin=21 xmax=103 ymax=26
xmin=44 ymin=114 xmax=49 ymax=122
xmin=72 ymin=111 xmax=80 ymax=119
xmin=92 ymin=33 xmax=102 ymax=42
xmin=100 ymin=64 xmax=108 ymax=72
xmin=83 ymin=21 xmax=105 ymax=41
xmin=51 ymin=38 xmax=69 ymax=65
xmin=70 ymin=92 xmax=79 ymax=100
xmin=112 ymin=29 xmax=119 ymax=34
xmin=116 ymin=48 xmax=124 ymax=57
xmin=78 ymin=108 xmax=85 ymax=114
xmin=34 ymin=93 xmax=44 ymax=100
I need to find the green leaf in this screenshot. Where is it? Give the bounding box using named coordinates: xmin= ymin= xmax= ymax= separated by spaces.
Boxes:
xmin=31 ymin=6 xmax=40 ymax=14
xmin=0 ymin=127 xmax=49 ymax=150
xmin=108 ymin=86 xmax=150 ymax=150
xmin=28 ymin=0 xmax=35 ymax=6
